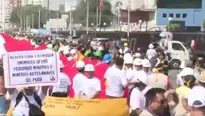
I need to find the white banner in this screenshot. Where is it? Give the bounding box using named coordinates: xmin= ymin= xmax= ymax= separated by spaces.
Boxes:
xmin=3 ymin=50 xmax=60 ymax=88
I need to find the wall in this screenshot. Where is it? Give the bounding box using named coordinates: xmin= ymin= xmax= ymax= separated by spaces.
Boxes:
xmin=156 ymin=0 xmax=205 ymax=27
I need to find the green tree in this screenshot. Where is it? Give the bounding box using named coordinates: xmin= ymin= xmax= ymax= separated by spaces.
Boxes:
xmin=10 ymin=5 xmax=60 ymax=28
xmin=73 ymin=0 xmax=113 ymax=27
xmin=203 ymin=19 xmax=205 ymax=29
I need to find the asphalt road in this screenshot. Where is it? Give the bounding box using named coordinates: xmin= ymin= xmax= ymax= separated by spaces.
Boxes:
xmin=168 ymin=69 xmax=182 ymax=88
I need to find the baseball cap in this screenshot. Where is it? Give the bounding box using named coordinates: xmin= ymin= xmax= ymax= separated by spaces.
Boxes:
xmin=199 ymin=71 xmax=205 ymax=83
xmin=180 ymin=68 xmax=194 ymax=77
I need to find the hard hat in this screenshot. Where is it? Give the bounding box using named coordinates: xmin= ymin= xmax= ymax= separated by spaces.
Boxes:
xmin=124 ymin=53 xmax=132 ymax=60
xmin=84 ymin=64 xmax=95 ymax=71
xmin=70 ymin=49 xmax=77 ymax=54
xmin=134 ymin=53 xmax=141 ymax=58
xmin=103 ymin=54 xmax=112 ymax=63
xmin=142 ymin=59 xmax=151 ymax=67
xmin=94 ymin=50 xmax=103 ymax=58
xmin=133 ymin=58 xmax=143 ymax=66
xmin=124 ymin=47 xmax=129 ymax=53
xmin=132 ymin=72 xmax=148 ymax=85
xmin=148 ymin=44 xmax=154 ymax=49
xmin=124 ymin=42 xmax=128 ymax=47
xmin=124 ymin=56 xmax=133 ymax=64
xmin=63 ymin=49 xmax=69 ymax=55
xmin=59 ymin=60 xmax=65 ymax=68
xmin=76 ymin=60 xmax=85 ymax=68
xmin=46 ymin=44 xmax=52 ymax=49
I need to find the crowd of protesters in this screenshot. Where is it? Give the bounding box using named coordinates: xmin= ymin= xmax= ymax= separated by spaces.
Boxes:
xmin=0 ymin=33 xmax=204 ymax=116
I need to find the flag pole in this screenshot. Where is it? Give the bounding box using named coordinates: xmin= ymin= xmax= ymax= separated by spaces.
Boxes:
xmin=99 ymin=7 xmax=102 ymax=30
xmin=86 ymin=0 xmax=89 ymax=34
xmin=127 ymin=0 xmax=131 ymax=39
xmin=96 ymin=7 xmax=99 ymax=29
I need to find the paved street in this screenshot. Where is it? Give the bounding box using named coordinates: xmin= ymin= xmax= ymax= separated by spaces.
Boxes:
xmin=168 ymin=69 xmax=182 ymax=88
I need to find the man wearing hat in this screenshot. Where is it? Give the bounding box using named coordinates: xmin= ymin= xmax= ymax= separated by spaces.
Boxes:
xmin=73 ymin=60 xmax=87 ymax=98
xmin=51 ymin=60 xmax=71 ymax=97
xmin=142 ymin=59 xmax=152 ymax=76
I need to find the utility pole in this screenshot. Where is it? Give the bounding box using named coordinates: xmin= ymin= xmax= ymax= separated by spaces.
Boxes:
xmin=96 ymin=7 xmax=99 ymax=29
xmin=69 ymin=6 xmax=72 ymax=35
xmin=127 ymin=0 xmax=131 ymax=39
xmin=32 ymin=14 xmax=34 ymax=28
xmin=38 ymin=10 xmax=41 ymax=29
xmin=86 ymin=0 xmax=89 ymax=34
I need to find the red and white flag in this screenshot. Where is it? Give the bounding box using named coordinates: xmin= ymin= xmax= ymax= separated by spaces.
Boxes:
xmin=99 ymin=0 xmax=104 ymax=9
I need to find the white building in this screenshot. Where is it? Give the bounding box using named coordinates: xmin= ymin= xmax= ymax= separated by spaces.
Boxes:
xmin=21 ymin=0 xmax=44 ymax=6
xmin=0 ymin=0 xmax=11 ymax=30
xmin=64 ymin=0 xmax=80 ymax=12
xmin=46 ymin=18 xmax=67 ymax=31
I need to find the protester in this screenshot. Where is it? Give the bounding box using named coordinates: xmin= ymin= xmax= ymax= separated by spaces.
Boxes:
xmin=175 ymin=73 xmax=196 ymax=116
xmin=146 ymin=44 xmax=157 ymax=60
xmin=105 ymin=56 xmax=127 ymax=98
xmin=128 ymin=73 xmax=148 ymax=116
xmin=177 ymin=59 xmax=194 ymax=87
xmin=79 ymin=64 xmax=101 ymax=99
xmin=183 ymin=71 xmax=205 ymax=115
xmin=142 ymin=59 xmax=152 ymax=76
xmin=51 ymin=60 xmax=71 ymax=97
xmin=73 ymin=60 xmax=87 ymax=98
xmin=148 ymin=63 xmax=172 ymax=90
xmin=140 ymin=88 xmax=166 ymax=116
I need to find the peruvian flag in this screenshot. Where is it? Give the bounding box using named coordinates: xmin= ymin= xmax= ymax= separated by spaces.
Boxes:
xmin=99 ymin=0 xmax=104 ymax=9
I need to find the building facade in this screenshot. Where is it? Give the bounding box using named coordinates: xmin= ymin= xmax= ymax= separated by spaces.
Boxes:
xmin=0 ymin=0 xmax=11 ymax=30
xmin=119 ymin=0 xmax=157 ymax=31
xmin=156 ymin=0 xmax=205 ymax=29
xmin=21 ymin=0 xmax=43 ymax=6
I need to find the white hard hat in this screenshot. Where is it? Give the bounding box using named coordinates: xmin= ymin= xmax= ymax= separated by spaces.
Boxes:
xmin=180 ymin=68 xmax=194 ymax=76
xmin=76 ymin=60 xmax=85 ymax=68
xmin=70 ymin=49 xmax=77 ymax=54
xmin=59 ymin=60 xmax=65 ymax=68
xmin=132 ymin=72 xmax=148 ymax=85
xmin=98 ymin=46 xmax=104 ymax=51
xmin=63 ymin=49 xmax=69 ymax=55
xmin=124 ymin=53 xmax=132 ymax=60
xmin=142 ymin=59 xmax=151 ymax=67
xmin=124 ymin=47 xmax=129 ymax=53
xmin=133 ymin=58 xmax=143 ymax=65
xmin=134 ymin=53 xmax=141 ymax=58
xmin=149 ymin=44 xmax=154 ymax=49
xmin=84 ymin=64 xmax=95 ymax=71
xmin=124 ymin=56 xmax=133 ymax=64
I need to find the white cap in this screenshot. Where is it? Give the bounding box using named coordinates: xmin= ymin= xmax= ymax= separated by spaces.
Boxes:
xmin=124 ymin=56 xmax=133 ymax=64
xmin=142 ymin=59 xmax=151 ymax=67
xmin=133 ymin=58 xmax=143 ymax=65
xmin=76 ymin=60 xmax=85 ymax=68
xmin=134 ymin=53 xmax=141 ymax=58
xmin=188 ymin=86 xmax=205 ymax=108
xmin=149 ymin=44 xmax=154 ymax=49
xmin=180 ymin=68 xmax=194 ymax=76
xmin=59 ymin=60 xmax=65 ymax=68
xmin=84 ymin=64 xmax=95 ymax=71
xmin=98 ymin=46 xmax=104 ymax=51
xmin=70 ymin=49 xmax=77 ymax=54
xmin=132 ymin=72 xmax=148 ymax=85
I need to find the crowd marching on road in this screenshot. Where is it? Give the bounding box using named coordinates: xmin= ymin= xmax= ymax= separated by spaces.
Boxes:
xmin=0 ymin=32 xmax=205 ymax=116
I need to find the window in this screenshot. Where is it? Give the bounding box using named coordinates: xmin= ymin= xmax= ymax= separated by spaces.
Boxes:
xmin=182 ymin=13 xmax=187 ymax=18
xmin=172 ymin=43 xmax=185 ymax=51
xmin=163 ymin=13 xmax=167 ymax=18
xmin=176 ymin=14 xmax=180 ymax=18
xmin=169 ymin=13 xmax=174 ymax=18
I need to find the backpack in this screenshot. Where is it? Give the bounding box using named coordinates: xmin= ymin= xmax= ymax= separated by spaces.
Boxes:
xmin=14 ymin=92 xmax=45 ymax=116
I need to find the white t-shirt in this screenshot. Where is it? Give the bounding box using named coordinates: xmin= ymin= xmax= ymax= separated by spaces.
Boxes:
xmin=10 ymin=90 xmax=45 ymax=116
xmin=186 ymin=85 xmax=205 ymax=107
xmin=124 ymin=69 xmax=135 ymax=89
xmin=146 ymin=48 xmax=157 ymax=60
xmin=105 ymin=66 xmax=127 ymax=97
xmin=73 ymin=73 xmax=87 ymax=97
xmin=79 ymin=77 xmax=101 ymax=99
xmin=129 ymin=87 xmax=146 ymax=112
xmin=52 ymin=72 xmax=71 ymax=93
